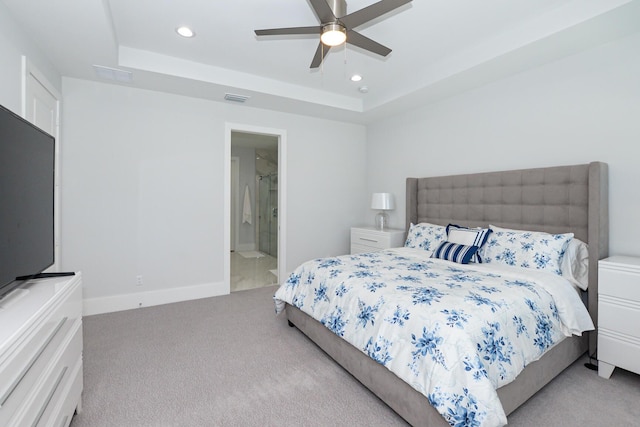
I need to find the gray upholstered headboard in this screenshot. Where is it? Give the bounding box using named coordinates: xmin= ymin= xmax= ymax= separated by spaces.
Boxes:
xmin=406 ymin=162 xmax=609 ymax=355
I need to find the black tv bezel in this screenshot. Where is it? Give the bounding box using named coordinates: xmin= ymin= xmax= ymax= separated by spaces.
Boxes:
xmin=0 ymin=103 xmax=56 ymax=301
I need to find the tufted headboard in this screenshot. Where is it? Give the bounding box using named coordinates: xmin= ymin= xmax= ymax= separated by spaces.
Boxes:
xmin=406 ymin=162 xmax=609 ymax=355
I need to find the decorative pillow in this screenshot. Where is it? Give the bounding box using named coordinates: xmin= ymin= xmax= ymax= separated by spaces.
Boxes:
xmin=480 ymin=225 xmax=574 ymax=276
xmin=561 ymin=238 xmax=589 ymax=290
xmin=404 ymin=222 xmax=446 ymax=252
xmin=431 ymin=241 xmax=479 ymax=264
xmin=445 ymin=224 xmax=492 ymax=263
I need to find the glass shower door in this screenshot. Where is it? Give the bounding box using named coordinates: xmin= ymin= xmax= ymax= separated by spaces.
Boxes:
xmin=258 ymin=174 xmax=278 ymax=257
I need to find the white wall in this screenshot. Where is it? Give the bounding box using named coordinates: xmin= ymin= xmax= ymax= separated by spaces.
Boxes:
xmin=0 ymin=2 xmax=61 ymax=115
xmin=61 ymin=78 xmax=366 ymax=312
xmin=366 ymin=32 xmax=640 ymax=257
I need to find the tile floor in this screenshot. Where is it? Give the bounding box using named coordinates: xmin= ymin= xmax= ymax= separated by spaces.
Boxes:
xmin=230 ymin=251 xmax=278 ymax=292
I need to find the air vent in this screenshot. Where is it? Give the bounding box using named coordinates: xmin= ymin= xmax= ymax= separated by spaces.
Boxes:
xmin=93 ymin=65 xmax=133 ymax=83
xmin=224 ymin=93 xmax=250 ymax=103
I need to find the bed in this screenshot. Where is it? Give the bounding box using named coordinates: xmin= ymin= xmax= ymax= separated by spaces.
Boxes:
xmin=275 ymin=162 xmax=608 ymax=426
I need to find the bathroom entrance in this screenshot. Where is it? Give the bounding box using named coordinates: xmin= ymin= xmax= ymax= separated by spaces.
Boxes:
xmin=229 ymin=131 xmax=280 ymax=292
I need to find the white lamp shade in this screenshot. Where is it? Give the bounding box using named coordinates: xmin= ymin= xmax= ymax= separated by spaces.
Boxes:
xmin=371 ymin=193 xmax=395 ymax=210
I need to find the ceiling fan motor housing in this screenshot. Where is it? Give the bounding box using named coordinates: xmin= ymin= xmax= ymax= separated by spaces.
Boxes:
xmin=327 ymin=0 xmax=347 ymax=18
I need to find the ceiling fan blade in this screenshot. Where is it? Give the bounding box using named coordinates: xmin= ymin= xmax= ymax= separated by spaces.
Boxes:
xmin=340 ymin=0 xmax=412 ymax=29
xmin=310 ymin=42 xmax=331 ymax=68
xmin=309 ymin=0 xmax=337 ymax=23
xmin=255 ymin=26 xmax=321 ymax=36
xmin=346 ymin=30 xmax=391 ymax=57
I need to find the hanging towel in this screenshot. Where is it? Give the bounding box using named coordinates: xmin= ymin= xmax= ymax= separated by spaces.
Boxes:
xmin=242 ymin=185 xmax=252 ymax=224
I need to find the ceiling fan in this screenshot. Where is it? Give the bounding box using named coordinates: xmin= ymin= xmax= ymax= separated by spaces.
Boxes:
xmin=255 ymin=0 xmax=412 ymax=68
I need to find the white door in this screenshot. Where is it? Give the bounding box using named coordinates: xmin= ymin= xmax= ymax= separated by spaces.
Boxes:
xmin=23 ymin=60 xmax=61 ymax=271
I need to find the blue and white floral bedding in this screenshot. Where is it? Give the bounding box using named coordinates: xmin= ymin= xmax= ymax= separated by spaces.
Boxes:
xmin=274 ymin=248 xmax=594 ymax=427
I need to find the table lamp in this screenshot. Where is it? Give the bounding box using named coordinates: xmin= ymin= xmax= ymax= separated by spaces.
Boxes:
xmin=371 ymin=193 xmax=395 ymax=230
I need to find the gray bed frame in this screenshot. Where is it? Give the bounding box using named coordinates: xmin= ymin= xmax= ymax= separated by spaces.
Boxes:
xmin=285 ymin=162 xmax=608 ymax=426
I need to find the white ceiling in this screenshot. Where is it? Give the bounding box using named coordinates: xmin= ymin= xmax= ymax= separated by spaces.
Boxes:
xmin=3 ymin=0 xmax=639 ymax=123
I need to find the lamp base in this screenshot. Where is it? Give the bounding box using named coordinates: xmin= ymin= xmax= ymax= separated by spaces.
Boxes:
xmin=375 ymin=211 xmax=389 ymax=231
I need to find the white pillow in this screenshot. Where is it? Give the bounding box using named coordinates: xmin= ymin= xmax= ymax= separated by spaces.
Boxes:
xmin=561 ymin=238 xmax=589 ymax=290
xmin=404 ymin=223 xmax=446 ymax=252
xmin=480 ymin=225 xmax=574 ymax=276
xmin=446 ymin=224 xmax=492 ymax=263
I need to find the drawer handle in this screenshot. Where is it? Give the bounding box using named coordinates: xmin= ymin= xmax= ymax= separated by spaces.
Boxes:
xmin=0 ymin=317 xmax=68 ymax=407
xmin=32 ymin=366 xmax=68 ymax=427
xmin=359 ymin=238 xmax=378 ymax=243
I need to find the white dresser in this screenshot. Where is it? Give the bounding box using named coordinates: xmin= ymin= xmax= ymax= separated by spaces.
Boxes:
xmin=597 ymin=256 xmax=640 ymax=379
xmin=350 ymin=227 xmax=406 ymax=254
xmin=0 ymin=273 xmax=83 ymax=427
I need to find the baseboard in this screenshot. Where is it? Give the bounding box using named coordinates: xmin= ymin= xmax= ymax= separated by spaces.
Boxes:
xmin=82 ymin=281 xmax=227 ymax=316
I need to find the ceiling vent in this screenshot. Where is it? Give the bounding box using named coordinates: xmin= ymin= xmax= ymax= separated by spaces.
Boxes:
xmin=224 ymin=93 xmax=250 ymax=103
xmin=93 ymin=65 xmax=133 ymax=83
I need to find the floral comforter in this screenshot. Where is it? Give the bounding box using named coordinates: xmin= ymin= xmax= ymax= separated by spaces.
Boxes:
xmin=274 ymin=248 xmax=594 ymax=427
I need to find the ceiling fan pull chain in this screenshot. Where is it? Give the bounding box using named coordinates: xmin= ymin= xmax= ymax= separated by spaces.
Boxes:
xmin=343 ymin=44 xmax=347 ymax=79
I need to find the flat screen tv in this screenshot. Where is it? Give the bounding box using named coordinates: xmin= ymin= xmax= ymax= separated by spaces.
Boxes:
xmin=0 ymin=103 xmax=55 ymax=300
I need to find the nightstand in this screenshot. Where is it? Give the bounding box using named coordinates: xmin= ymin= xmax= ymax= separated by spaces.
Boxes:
xmin=350 ymin=227 xmax=405 ymax=254
xmin=598 ymin=256 xmax=640 ymax=379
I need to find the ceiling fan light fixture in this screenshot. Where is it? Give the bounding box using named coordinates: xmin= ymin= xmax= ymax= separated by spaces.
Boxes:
xmin=320 ymin=23 xmax=346 ymax=47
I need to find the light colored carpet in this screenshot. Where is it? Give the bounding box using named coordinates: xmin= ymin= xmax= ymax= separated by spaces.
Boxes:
xmin=237 ymin=251 xmax=265 ymax=259
xmin=71 ymin=286 xmax=640 ymax=427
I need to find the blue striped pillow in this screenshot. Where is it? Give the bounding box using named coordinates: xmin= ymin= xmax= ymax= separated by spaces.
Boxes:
xmin=446 ymin=224 xmax=492 ymax=262
xmin=431 ymin=241 xmax=479 ymax=264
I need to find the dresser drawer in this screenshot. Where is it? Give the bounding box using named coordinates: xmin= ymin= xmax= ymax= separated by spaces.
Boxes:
xmin=598 ymin=257 xmax=640 ymax=378
xmin=50 ymin=356 xmax=83 ymax=427
xmin=350 ymin=227 xmax=405 ymax=254
xmin=0 ymin=317 xmax=75 ymax=426
xmin=599 ymin=268 xmax=640 ymax=302
xmin=598 ymin=296 xmax=640 ymax=338
xmin=598 ymin=333 xmax=640 ymax=377
xmin=351 ymin=229 xmax=392 ymax=249
xmin=0 ymin=277 xmax=82 ymax=427
xmin=29 ymin=325 xmax=83 ymax=427
xmin=0 ymin=280 xmax=81 ymax=389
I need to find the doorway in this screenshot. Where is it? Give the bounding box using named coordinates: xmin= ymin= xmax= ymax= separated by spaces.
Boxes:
xmin=225 ymin=124 xmax=286 ymax=293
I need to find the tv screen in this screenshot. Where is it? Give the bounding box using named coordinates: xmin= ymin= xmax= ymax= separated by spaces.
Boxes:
xmin=0 ymin=104 xmax=55 ymax=299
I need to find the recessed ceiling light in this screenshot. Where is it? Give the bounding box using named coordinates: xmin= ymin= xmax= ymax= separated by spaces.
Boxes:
xmin=350 ymin=74 xmax=362 ymax=82
xmin=176 ymin=26 xmax=195 ymax=38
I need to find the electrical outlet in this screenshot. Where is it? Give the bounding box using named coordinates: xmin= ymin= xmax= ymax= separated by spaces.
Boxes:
xmin=136 ymin=275 xmax=143 ymax=286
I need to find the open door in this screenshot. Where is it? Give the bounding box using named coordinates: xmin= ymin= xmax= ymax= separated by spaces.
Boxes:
xmin=225 ymin=124 xmax=287 ymax=294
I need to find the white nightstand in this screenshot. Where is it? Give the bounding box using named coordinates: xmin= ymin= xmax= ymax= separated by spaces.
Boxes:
xmin=350 ymin=226 xmax=405 ymax=254
xmin=598 ymin=256 xmax=640 ymax=379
